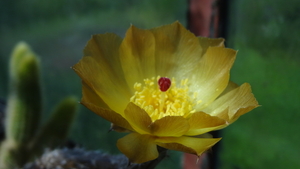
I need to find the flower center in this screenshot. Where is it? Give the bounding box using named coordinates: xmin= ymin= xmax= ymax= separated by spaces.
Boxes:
xmin=130 ymin=76 xmax=200 ymax=121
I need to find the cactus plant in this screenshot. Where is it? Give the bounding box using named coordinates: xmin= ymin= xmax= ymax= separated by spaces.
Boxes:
xmin=7 ymin=42 xmax=42 ymax=145
xmin=0 ymin=42 xmax=78 ymax=169
xmin=29 ymin=96 xmax=78 ymax=156
xmin=0 ymin=42 xmax=42 ymax=168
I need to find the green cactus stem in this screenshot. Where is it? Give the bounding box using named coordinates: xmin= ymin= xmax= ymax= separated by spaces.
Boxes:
xmin=6 ymin=42 xmax=42 ymax=143
xmin=0 ymin=42 xmax=42 ymax=168
xmin=29 ymin=96 xmax=78 ymax=157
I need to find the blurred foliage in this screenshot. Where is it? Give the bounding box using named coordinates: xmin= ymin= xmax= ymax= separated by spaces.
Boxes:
xmin=229 ymin=0 xmax=300 ymax=60
xmin=0 ymin=0 xmax=184 ymax=28
xmin=220 ymin=0 xmax=300 ymax=168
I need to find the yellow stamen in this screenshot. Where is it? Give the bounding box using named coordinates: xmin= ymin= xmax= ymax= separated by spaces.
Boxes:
xmin=159 ymin=92 xmax=166 ymax=113
xmin=130 ymin=76 xmax=201 ymax=122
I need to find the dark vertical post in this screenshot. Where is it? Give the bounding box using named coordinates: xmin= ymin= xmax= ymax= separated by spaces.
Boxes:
xmin=187 ymin=0 xmax=229 ymax=38
xmin=185 ymin=0 xmax=230 ymax=169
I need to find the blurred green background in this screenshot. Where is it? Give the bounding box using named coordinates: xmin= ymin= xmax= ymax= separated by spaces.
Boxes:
xmin=0 ymin=0 xmax=299 ymax=168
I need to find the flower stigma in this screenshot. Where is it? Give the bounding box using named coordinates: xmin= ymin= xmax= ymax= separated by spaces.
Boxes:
xmin=130 ymin=76 xmax=202 ymax=121
xmin=158 ymin=77 xmax=171 ymax=92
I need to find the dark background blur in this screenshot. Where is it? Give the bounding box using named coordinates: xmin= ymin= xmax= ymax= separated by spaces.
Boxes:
xmin=0 ymin=0 xmax=299 ymax=168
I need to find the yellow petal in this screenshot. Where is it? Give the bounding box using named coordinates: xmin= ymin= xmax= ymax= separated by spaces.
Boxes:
xmin=117 ymin=133 xmax=158 ymax=163
xmin=150 ymin=21 xmax=203 ymax=78
xmin=81 ymin=101 xmax=134 ymax=132
xmin=80 ymin=83 xmax=133 ymax=131
xmin=198 ymin=37 xmax=225 ymax=55
xmin=204 ymin=83 xmax=259 ymax=123
xmin=155 ymin=136 xmax=221 ymax=156
xmin=217 ymin=81 xmax=239 ymax=98
xmin=119 ymin=25 xmax=156 ymax=90
xmin=185 ymin=111 xmax=227 ymax=136
xmin=150 ymin=116 xmax=189 ymax=137
xmin=206 ymin=108 xmax=229 ymax=127
xmin=123 ymin=103 xmax=152 ymax=135
xmin=73 ymin=33 xmax=131 ymax=114
xmin=81 ymin=81 xmax=109 ymax=109
xmin=190 ymin=46 xmax=237 ymax=110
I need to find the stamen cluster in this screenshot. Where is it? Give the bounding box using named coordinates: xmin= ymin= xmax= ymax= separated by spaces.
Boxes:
xmin=130 ymin=76 xmax=201 ymax=121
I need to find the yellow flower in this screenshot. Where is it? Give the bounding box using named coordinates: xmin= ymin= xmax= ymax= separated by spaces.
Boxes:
xmin=72 ymin=22 xmax=259 ymax=163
